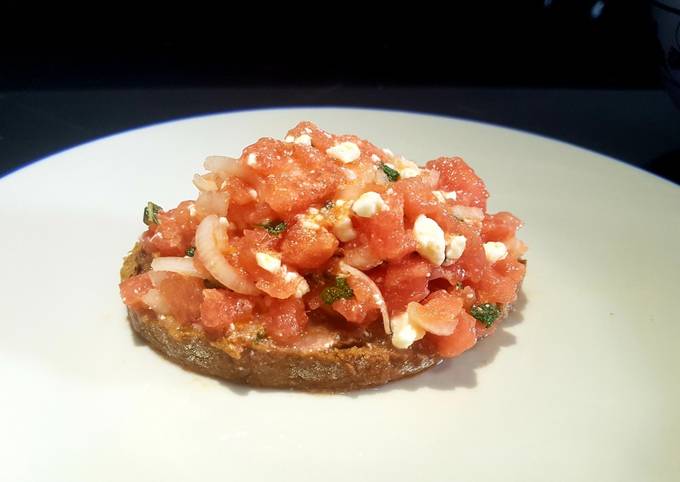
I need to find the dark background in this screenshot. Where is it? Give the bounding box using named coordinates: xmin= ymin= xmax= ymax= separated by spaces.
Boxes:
xmin=1 ymin=1 xmax=679 ymax=183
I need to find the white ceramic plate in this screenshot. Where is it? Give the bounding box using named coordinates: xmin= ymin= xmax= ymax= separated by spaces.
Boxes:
xmin=1 ymin=108 xmax=678 ymax=482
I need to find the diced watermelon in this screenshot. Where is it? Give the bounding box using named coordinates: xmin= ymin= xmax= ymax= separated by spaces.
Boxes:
xmin=426 ymin=157 xmax=489 ymax=210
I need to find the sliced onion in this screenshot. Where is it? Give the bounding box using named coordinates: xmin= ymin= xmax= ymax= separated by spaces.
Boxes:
xmin=141 ymin=288 xmax=171 ymax=315
xmin=196 ymin=191 xmax=230 ymax=217
xmin=204 ymin=155 xmax=246 ymax=177
xmin=338 ymin=261 xmax=391 ymax=335
xmin=192 ymin=173 xmax=218 ymax=192
xmin=195 ymin=214 xmax=259 ymax=295
xmin=151 ymin=257 xmax=208 ymax=278
xmin=452 ymin=205 xmax=484 ymax=224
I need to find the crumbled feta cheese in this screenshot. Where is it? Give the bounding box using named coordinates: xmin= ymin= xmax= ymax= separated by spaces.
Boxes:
xmin=382 ymin=148 xmax=394 ymax=157
xmin=308 ymin=208 xmax=319 ymax=215
xmin=247 ymin=153 xmax=257 ymax=166
xmin=300 ymin=218 xmax=321 ymax=230
xmin=304 ymin=127 xmax=312 ymax=134
xmin=294 ymin=134 xmax=312 ymax=146
xmin=248 ymin=188 xmax=258 ymax=200
xmin=283 ymin=270 xmax=297 ymax=283
xmin=218 ymin=216 xmax=228 ymax=226
xmin=444 ymin=191 xmax=457 ymax=201
xmin=483 ymin=242 xmax=508 ymax=264
xmin=352 ymin=191 xmax=389 ymax=218
xmin=370 ymin=154 xmax=381 ymax=162
xmin=413 ymin=214 xmax=446 ymax=266
xmin=390 ymin=311 xmax=425 ymax=349
xmin=326 ymin=141 xmax=361 ymax=163
xmin=284 ymin=135 xmax=295 ymax=143
xmin=255 ymin=252 xmax=282 ymax=273
xmin=336 ymin=199 xmax=346 ymax=207
xmin=332 ymin=216 xmax=357 ymax=242
xmin=188 ymin=203 xmax=197 ymax=217
xmin=295 ymin=278 xmax=310 ymax=298
xmin=444 ymin=235 xmax=467 ymax=265
xmin=400 ymin=167 xmax=421 ymax=178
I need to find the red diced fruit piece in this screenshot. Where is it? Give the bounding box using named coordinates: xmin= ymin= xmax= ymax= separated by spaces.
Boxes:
xmin=482 ymin=212 xmax=522 ymax=242
xmin=438 ymin=221 xmax=487 ymax=284
xmin=229 ymin=230 xmax=303 ymax=299
xmin=331 ymin=275 xmax=380 ymax=324
xmin=200 ymin=289 xmax=255 ymax=339
xmin=281 ymin=223 xmax=339 ymax=270
xmin=157 ymin=273 xmax=204 ymax=325
xmin=426 ymin=157 xmax=489 ymax=210
xmin=262 ymin=298 xmax=309 ymax=343
xmin=227 ymin=201 xmax=278 ymax=231
xmin=393 ymin=174 xmax=440 ymax=222
xmin=119 ymin=273 xmax=153 ymax=310
xmin=408 ymin=290 xmax=464 ymax=336
xmin=342 ymin=234 xmax=384 ymax=271
xmin=246 ymin=138 xmax=341 ymax=216
xmin=473 ymin=257 xmax=525 ymax=304
xmin=141 ymin=201 xmax=199 ymax=256
xmin=381 ymin=255 xmax=432 ymax=315
xmin=224 ymin=176 xmax=256 ymax=206
xmin=353 ymin=191 xmax=414 ymax=261
xmin=431 ymin=311 xmax=478 ymax=358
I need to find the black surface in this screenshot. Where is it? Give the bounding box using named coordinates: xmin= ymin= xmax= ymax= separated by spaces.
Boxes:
xmin=0 ymin=1 xmax=660 ymax=89
xmin=0 ymin=87 xmax=679 ymax=184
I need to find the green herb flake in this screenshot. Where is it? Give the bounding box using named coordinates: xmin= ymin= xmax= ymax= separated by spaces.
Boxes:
xmin=470 ymin=303 xmax=501 ymax=327
xmin=185 ymin=246 xmax=196 ymax=257
xmin=381 ymin=163 xmax=400 ymax=182
xmin=323 ymin=200 xmax=334 ymax=210
xmin=320 ymin=276 xmax=355 ymax=305
xmin=259 ymin=220 xmax=287 ymax=235
xmin=455 ymin=281 xmax=464 ymax=290
xmin=143 ymin=201 xmax=163 ymax=226
xmin=254 ymin=330 xmax=267 ymax=342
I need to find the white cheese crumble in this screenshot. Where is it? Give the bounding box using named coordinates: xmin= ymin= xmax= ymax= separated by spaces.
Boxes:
xmin=390 ymin=311 xmax=426 ymax=349
xmin=332 ymin=216 xmax=357 ymax=242
xmin=284 ymin=135 xmax=295 ymax=143
xmin=247 ymin=153 xmax=257 ymax=166
xmin=293 ymin=134 xmax=312 ymax=145
xmin=352 ymin=191 xmax=389 ymax=218
xmin=400 ymin=167 xmax=421 ymax=178
xmin=444 ymin=235 xmax=467 ymax=265
xmin=300 ymin=218 xmax=321 ymax=230
xmin=370 ymin=154 xmax=381 ymax=162
xmin=218 ymin=216 xmax=228 ymax=226
xmin=255 ymin=252 xmax=282 ymax=273
xmin=413 ymin=214 xmax=446 ymax=266
xmin=483 ymin=242 xmax=508 ymax=264
xmin=248 ymin=188 xmax=258 ymax=200
xmin=326 ymin=141 xmax=361 ymax=163
xmin=188 ymin=203 xmax=197 ymax=217
xmin=295 ymin=278 xmax=310 ymax=298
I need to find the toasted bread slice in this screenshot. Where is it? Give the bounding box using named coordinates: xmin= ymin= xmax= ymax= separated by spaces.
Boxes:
xmin=121 ymin=244 xmax=517 ymax=392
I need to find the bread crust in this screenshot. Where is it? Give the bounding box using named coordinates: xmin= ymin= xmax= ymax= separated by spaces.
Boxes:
xmin=121 ymin=245 xmax=520 ymax=392
xmin=121 ymin=245 xmax=442 ymax=391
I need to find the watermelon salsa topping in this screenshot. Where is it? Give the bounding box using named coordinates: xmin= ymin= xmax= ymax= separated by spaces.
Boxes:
xmin=120 ymin=122 xmax=527 ymax=358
